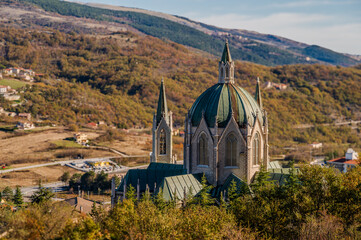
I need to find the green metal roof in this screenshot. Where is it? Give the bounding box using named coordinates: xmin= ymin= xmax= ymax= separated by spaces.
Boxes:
xmin=156 ymin=79 xmax=168 ymax=125
xmin=189 ymin=83 xmax=264 ymax=128
xmin=148 ymin=162 xmax=184 ymax=170
xmin=267 ymin=168 xmax=300 ymax=185
xmin=267 ymin=161 xmax=282 ymax=169
xmin=220 ymin=41 xmax=232 ymax=63
xmin=117 ymin=163 xmax=186 ymax=193
xmin=211 ymin=173 xmax=249 ymax=199
xmin=156 ymin=173 xmax=203 ymax=201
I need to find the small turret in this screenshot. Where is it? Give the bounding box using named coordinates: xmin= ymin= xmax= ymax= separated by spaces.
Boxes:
xmin=255 ymin=77 xmax=262 ymax=109
xmin=218 ymin=40 xmax=235 ymax=84
xmin=156 ymin=78 xmax=168 ymax=126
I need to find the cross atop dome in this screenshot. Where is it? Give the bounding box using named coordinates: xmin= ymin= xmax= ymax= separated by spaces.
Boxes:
xmin=218 ymin=40 xmax=235 ymax=84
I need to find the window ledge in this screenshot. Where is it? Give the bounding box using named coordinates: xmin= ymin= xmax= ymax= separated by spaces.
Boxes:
xmin=197 ymin=165 xmax=209 ymax=168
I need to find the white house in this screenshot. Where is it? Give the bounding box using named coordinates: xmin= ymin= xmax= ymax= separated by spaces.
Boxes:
xmin=327 ymin=148 xmax=359 ymax=173
xmin=0 ymin=85 xmax=8 ymax=93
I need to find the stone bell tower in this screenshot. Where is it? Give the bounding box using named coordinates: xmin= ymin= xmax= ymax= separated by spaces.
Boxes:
xmin=151 ymin=78 xmax=173 ymax=163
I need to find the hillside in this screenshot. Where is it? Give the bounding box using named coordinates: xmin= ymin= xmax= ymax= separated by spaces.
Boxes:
xmin=2 ymin=0 xmax=359 ymax=67
xmin=0 ymin=25 xmax=360 ymax=152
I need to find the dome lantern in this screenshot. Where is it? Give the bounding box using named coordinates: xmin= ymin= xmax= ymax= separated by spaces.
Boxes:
xmin=218 ymin=40 xmax=235 ymax=84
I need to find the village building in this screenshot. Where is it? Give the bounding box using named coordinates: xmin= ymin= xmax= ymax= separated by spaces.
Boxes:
xmin=16 ymin=121 xmax=35 ymax=130
xmin=86 ymin=122 xmax=98 ymax=129
xmin=65 ymin=197 xmax=99 ymax=214
xmin=0 ymin=85 xmax=9 ymax=94
xmin=310 ymin=142 xmax=323 ymax=149
xmin=264 ymin=81 xmax=287 ymax=90
xmin=18 ymin=113 xmax=31 ymax=121
xmin=74 ymin=133 xmax=88 ymax=145
xmin=327 ymin=148 xmax=359 ymax=172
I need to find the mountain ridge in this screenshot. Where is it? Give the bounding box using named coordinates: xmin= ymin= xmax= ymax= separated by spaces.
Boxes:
xmin=83 ymin=1 xmax=359 ymax=66
xmin=11 ymin=0 xmax=360 ymax=67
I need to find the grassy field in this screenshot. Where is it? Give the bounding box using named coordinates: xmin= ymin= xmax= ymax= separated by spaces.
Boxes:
xmin=51 ymin=140 xmax=83 ymax=148
xmin=0 ymin=165 xmax=83 ymax=188
xmin=0 ymin=78 xmax=28 ymax=89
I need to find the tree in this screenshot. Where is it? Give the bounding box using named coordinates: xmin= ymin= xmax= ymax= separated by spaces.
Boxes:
xmin=2 ymin=186 xmax=13 ymax=202
xmin=193 ymin=174 xmax=213 ymax=206
xmin=251 ymin=165 xmax=270 ymax=193
xmin=13 ymin=186 xmax=24 ymax=206
xmin=125 ymin=184 xmax=136 ymax=203
xmin=227 ymin=179 xmax=238 ymax=202
xmin=60 ymin=171 xmax=70 ymax=184
xmin=30 ymin=184 xmax=54 ymax=204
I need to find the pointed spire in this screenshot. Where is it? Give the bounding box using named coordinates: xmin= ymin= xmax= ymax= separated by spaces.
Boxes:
xmin=255 ymin=77 xmax=262 ymax=109
xmin=156 ymin=78 xmax=168 ymax=125
xmin=220 ymin=39 xmax=232 ymax=63
xmin=218 ymin=40 xmax=235 ymax=84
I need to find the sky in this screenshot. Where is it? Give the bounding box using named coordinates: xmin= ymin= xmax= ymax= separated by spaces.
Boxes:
xmin=74 ymin=0 xmax=361 ymax=55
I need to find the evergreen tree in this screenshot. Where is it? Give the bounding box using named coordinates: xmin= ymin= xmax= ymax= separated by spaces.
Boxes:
xmin=13 ymin=186 xmax=24 ymax=206
xmin=125 ymin=184 xmax=136 ymax=203
xmin=251 ymin=165 xmax=270 ymax=193
xmin=153 ymin=190 xmax=167 ymax=210
xmin=30 ymin=184 xmax=54 ymax=204
xmin=2 ymin=186 xmax=13 ymax=202
xmin=60 ymin=171 xmax=70 ymax=184
xmin=194 ymin=174 xmax=213 ymax=206
xmin=141 ymin=187 xmax=151 ymax=202
xmin=227 ymin=179 xmax=238 ymax=202
xmin=219 ymin=191 xmax=226 ymax=209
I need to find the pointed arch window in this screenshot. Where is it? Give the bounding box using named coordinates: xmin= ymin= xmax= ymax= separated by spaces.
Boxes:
xmin=198 ymin=133 xmax=208 ymax=166
xmin=225 ymin=66 xmax=229 ymax=78
xmin=220 ymin=67 xmax=224 ymax=79
xmin=253 ymin=133 xmax=260 ymax=165
xmin=226 ymin=133 xmax=237 ymax=167
xmin=160 ymin=129 xmax=166 ymax=155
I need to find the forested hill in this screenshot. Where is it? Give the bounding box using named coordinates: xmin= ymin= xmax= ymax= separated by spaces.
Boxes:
xmin=0 ymin=25 xmax=361 ymax=149
xmin=6 ymin=0 xmax=360 ymax=67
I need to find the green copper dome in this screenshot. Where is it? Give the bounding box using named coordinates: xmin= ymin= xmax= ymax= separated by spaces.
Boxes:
xmin=189 ymin=83 xmax=263 ymax=128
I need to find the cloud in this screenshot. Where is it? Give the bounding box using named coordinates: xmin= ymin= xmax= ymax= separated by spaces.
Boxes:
xmin=196 ymin=13 xmax=361 ymax=54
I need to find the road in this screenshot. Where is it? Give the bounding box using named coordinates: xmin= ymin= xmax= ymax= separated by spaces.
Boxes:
xmin=0 ymin=157 xmax=119 ymax=174
xmin=293 ymin=120 xmax=361 ymax=129
xmin=21 ymin=181 xmax=67 ymax=201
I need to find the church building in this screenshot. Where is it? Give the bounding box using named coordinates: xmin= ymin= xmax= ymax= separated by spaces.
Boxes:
xmin=112 ymin=41 xmax=272 ymax=205
xmin=184 ymin=40 xmax=269 ymax=184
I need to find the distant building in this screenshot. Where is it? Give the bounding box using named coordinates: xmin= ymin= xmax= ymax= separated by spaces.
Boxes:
xmin=4 ymin=95 xmax=20 ymax=101
xmin=86 ymin=122 xmax=98 ymax=129
xmin=74 ymin=133 xmax=88 ymax=145
xmin=98 ymin=121 xmax=106 ymax=126
xmin=327 ymin=148 xmax=359 ymax=172
xmin=65 ymin=197 xmax=99 ymax=214
xmin=0 ymin=85 xmax=9 ymax=93
xmin=16 ymin=121 xmax=35 ymax=130
xmin=310 ymin=142 xmax=323 ymax=149
xmin=264 ymin=81 xmax=287 ymax=90
xmin=18 ymin=113 xmax=32 ymax=121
